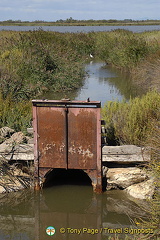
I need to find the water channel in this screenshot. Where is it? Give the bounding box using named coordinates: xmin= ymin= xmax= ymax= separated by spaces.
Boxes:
xmin=0 ymin=61 xmax=148 ymax=240
xmin=0 ymin=185 xmax=149 ymax=240
xmin=42 ymin=60 xmax=143 ymax=105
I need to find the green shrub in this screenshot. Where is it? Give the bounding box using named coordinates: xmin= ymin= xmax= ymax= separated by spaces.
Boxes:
xmin=0 ymin=93 xmax=32 ymax=133
xmin=102 ymin=91 xmax=160 ymax=145
xmin=0 ymin=31 xmax=85 ymax=100
xmin=95 ymin=30 xmax=149 ymax=69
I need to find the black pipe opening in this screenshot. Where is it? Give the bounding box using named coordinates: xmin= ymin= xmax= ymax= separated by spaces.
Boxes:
xmin=43 ymin=168 xmax=92 ymax=188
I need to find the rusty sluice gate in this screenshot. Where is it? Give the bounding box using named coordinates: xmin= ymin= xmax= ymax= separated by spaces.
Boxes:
xmin=32 ymin=100 xmax=102 ymax=192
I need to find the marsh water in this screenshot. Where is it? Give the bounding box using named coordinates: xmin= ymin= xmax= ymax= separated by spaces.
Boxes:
xmin=0 ymin=185 xmax=149 ymax=240
xmin=42 ymin=60 xmax=142 ymax=105
xmin=1 ymin=24 xmax=160 ymax=32
xmin=0 ymin=60 xmax=149 ymax=240
xmin=75 ymin=61 xmax=142 ymax=104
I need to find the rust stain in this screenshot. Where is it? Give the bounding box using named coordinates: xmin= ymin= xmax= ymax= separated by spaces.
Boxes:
xmin=37 ymin=107 xmax=66 ymax=168
xmin=32 ymin=100 xmax=102 ymax=192
xmin=68 ymin=108 xmax=97 ymax=169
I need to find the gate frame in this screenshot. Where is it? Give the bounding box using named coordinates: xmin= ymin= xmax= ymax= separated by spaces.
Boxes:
xmin=32 ymin=99 xmax=102 ymax=193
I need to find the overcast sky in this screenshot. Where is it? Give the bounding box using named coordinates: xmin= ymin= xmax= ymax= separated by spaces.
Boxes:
xmin=0 ymin=0 xmax=159 ymax=21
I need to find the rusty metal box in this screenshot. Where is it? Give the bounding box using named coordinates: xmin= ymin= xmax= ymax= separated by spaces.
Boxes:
xmin=32 ymin=100 xmax=102 ymax=192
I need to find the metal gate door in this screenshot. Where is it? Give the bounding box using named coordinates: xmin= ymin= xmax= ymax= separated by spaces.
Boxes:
xmin=36 ymin=106 xmax=67 ymax=168
xmin=68 ymin=108 xmax=98 ymax=169
xmin=32 ymin=100 xmax=102 ymax=192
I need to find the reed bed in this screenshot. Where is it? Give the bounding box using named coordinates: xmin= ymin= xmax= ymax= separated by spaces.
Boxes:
xmin=0 ymin=30 xmax=90 ymax=101
xmin=94 ymin=30 xmax=160 ymax=91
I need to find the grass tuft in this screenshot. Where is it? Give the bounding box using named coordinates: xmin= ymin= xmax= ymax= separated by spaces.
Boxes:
xmin=102 ymin=91 xmax=160 ymax=145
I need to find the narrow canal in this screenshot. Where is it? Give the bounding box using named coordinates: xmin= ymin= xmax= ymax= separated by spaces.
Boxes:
xmin=42 ymin=60 xmax=143 ymax=105
xmin=0 ymin=61 xmax=147 ymax=240
xmin=75 ymin=60 xmax=145 ymax=104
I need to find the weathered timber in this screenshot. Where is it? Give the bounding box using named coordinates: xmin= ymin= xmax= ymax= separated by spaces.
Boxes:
xmin=0 ymin=144 xmax=150 ymax=163
xmin=102 ymin=145 xmax=150 ymax=164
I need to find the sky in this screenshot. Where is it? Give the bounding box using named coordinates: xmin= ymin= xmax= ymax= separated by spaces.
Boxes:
xmin=0 ymin=0 xmax=159 ymax=22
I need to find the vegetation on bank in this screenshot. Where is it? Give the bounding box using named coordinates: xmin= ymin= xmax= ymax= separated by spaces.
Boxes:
xmin=101 ymin=92 xmax=160 ymax=239
xmin=0 ymin=29 xmax=160 ymax=131
xmin=0 ymin=30 xmax=94 ymax=130
xmin=0 ymin=31 xmax=88 ymax=101
xmin=142 ymin=123 xmax=160 ymax=238
xmin=102 ymin=91 xmax=160 ymax=145
xmin=94 ymin=30 xmax=160 ymax=91
xmin=95 ymin=30 xmax=149 ymax=68
xmin=0 ymin=93 xmax=32 ymax=133
xmin=1 ymin=19 xmax=160 ymax=26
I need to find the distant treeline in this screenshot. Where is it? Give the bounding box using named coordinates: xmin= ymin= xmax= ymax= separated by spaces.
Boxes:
xmin=1 ymin=18 xmax=160 ymax=26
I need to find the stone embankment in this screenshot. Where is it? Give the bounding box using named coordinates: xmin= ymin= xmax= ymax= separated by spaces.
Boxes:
xmin=102 ymin=145 xmax=155 ymax=199
xmin=0 ymin=127 xmax=155 ymax=199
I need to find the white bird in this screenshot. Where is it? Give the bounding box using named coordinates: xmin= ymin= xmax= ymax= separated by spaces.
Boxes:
xmin=90 ymin=53 xmax=94 ymax=58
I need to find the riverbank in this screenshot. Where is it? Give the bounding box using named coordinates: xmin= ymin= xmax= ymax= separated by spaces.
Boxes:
xmin=102 ymin=92 xmax=160 ymax=236
xmin=0 ymin=31 xmax=87 ymax=101
xmin=0 ymin=127 xmax=34 ymax=193
xmin=1 ymin=30 xmax=159 ymax=142
xmin=1 ymin=30 xmax=160 ymax=103
xmin=94 ymin=30 xmax=160 ymax=92
xmin=1 ymin=19 xmax=160 ymax=26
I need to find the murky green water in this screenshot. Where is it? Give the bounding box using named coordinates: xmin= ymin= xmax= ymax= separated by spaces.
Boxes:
xmin=0 ymin=185 xmax=149 ymax=240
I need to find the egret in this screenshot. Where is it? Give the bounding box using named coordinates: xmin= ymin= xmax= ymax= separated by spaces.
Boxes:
xmin=90 ymin=53 xmax=94 ymax=58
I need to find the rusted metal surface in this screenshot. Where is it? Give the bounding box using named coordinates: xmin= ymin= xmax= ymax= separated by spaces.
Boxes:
xmin=32 ymin=100 xmax=102 ymax=192
xmin=33 ymin=105 xmax=39 ymax=180
xmin=68 ymin=108 xmax=97 ymax=169
xmin=37 ymin=107 xmax=66 ymax=168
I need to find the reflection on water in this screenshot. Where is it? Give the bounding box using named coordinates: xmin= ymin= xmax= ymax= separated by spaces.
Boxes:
xmin=105 ymin=65 xmax=145 ymax=100
xmin=75 ymin=61 xmax=145 ymax=105
xmin=42 ymin=61 xmax=124 ymax=105
xmin=74 ymin=61 xmax=123 ymax=105
xmin=0 ymin=190 xmax=35 ymax=240
xmin=42 ymin=61 xmax=143 ymax=106
xmin=0 ymin=186 xmax=149 ymax=240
